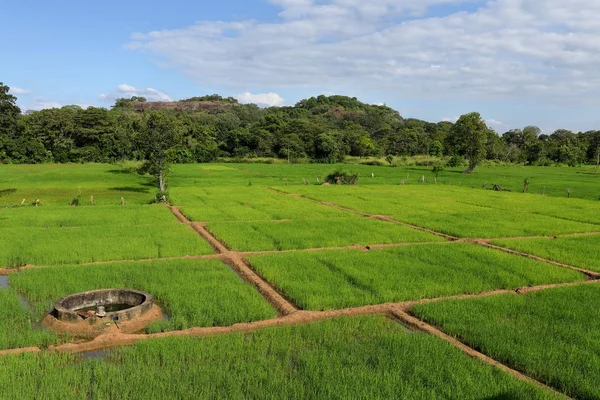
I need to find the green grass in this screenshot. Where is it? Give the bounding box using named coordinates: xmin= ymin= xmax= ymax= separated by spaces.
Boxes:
xmin=274 ymin=185 xmax=599 ymax=238
xmin=0 ymin=163 xmax=156 ymax=206
xmin=246 ymin=243 xmax=584 ymax=310
xmin=0 ymin=316 xmax=557 ymax=399
xmin=0 ymin=288 xmax=58 ymax=351
xmin=171 ymin=186 xmax=353 ymax=222
xmin=207 ymin=218 xmax=445 ymax=251
xmin=0 ymin=224 xmax=213 ymax=267
xmin=9 ymin=259 xmax=276 ymax=334
xmin=493 ymin=234 xmax=600 ymax=272
xmin=412 ymin=284 xmax=600 ymax=399
xmin=0 ymin=205 xmax=177 ymax=228
xmin=219 ymin=162 xmax=600 ymax=199
xmin=392 ymin=209 xmax=598 ymax=238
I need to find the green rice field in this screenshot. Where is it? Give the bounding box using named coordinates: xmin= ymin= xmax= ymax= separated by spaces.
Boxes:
xmin=0 ymin=317 xmax=558 ymax=399
xmin=413 ymin=285 xmax=600 ymax=399
xmin=1 ymin=162 xmax=599 ymax=399
xmin=246 ymin=244 xmax=584 ymax=310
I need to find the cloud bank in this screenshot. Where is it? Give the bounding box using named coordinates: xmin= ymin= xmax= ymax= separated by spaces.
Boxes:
xmin=99 ymin=84 xmax=173 ymax=102
xmin=235 ymin=92 xmax=285 ymax=107
xmin=126 ymin=0 xmax=600 ymax=105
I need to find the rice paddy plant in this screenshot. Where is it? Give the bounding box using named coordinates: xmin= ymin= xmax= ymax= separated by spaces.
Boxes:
xmin=0 ymin=287 xmax=58 ymax=350
xmin=412 ymin=284 xmax=600 ymax=399
xmin=206 ymin=217 xmax=444 ymax=251
xmin=246 ymin=243 xmax=584 ymax=310
xmin=170 ymin=186 xmax=353 ymax=222
xmin=9 ymin=259 xmax=276 ymax=332
xmin=272 ymin=185 xmax=598 ymax=238
xmin=0 ymin=205 xmax=177 ymax=228
xmin=0 ymin=317 xmax=558 ymax=399
xmin=493 ymin=234 xmax=600 ymax=272
xmin=391 ymin=209 xmax=598 ymax=238
xmin=0 ymin=163 xmax=155 ymax=206
xmin=0 ymin=224 xmax=213 ymax=267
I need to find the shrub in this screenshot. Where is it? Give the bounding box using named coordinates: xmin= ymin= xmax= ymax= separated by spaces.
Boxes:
xmin=325 ymin=169 xmax=359 ymax=185
xmin=446 ymin=155 xmax=465 ymax=168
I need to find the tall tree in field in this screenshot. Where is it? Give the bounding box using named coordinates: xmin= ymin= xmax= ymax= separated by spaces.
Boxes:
xmin=0 ymin=83 xmax=22 ymax=160
xmin=448 ymin=112 xmax=488 ymax=171
xmin=137 ymin=111 xmax=184 ymax=195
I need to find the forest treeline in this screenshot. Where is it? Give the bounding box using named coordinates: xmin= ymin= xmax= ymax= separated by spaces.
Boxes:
xmin=1 ymin=83 xmax=599 ymax=167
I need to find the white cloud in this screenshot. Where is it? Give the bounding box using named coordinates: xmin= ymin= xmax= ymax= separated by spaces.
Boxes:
xmin=125 ymin=0 xmax=600 ymax=106
xmin=9 ymin=87 xmax=31 ymax=95
xmin=442 ymin=116 xmax=459 ymax=123
xmin=485 ymin=119 xmax=508 ymax=129
xmin=99 ymin=84 xmax=173 ymax=102
xmin=235 ymin=92 xmax=285 ymax=107
xmin=29 ymin=100 xmax=62 ymax=110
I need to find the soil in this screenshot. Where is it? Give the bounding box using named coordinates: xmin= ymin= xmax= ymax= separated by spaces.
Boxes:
xmin=167 ymin=205 xmax=298 ymax=316
xmin=43 ymin=304 xmax=164 ymax=338
xmin=390 ymin=308 xmax=569 ymax=399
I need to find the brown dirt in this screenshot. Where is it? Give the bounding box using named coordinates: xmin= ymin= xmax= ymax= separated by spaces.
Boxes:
xmin=131 ymin=101 xmax=238 ymax=113
xmin=390 ymin=308 xmax=570 ymax=399
xmin=472 ymin=231 xmax=600 ymax=242
xmin=0 ymin=347 xmax=41 ymax=357
xmin=222 ymin=253 xmax=298 ymax=316
xmin=2 ymin=278 xmax=594 ymax=358
xmin=168 ymin=205 xmax=230 ymax=253
xmin=43 ymin=304 xmax=164 ymax=338
xmin=167 ymin=204 xmax=298 ymax=316
xmin=0 ymin=264 xmax=40 ymax=275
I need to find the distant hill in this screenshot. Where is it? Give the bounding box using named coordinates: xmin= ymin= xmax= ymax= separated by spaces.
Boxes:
xmin=131 ymin=101 xmax=239 ymax=113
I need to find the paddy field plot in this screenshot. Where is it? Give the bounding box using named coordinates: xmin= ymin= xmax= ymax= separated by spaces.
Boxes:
xmin=8 ymin=259 xmax=276 ymax=335
xmin=223 ymin=163 xmax=600 ymax=200
xmin=0 ymin=316 xmax=557 ymax=399
xmin=493 ymin=234 xmax=600 ymax=272
xmin=275 ymin=185 xmax=600 ymax=238
xmin=0 ymin=205 xmax=177 ymax=228
xmin=170 ymin=186 xmax=353 ymax=222
xmin=0 ymin=223 xmax=213 ymax=267
xmin=207 ymin=218 xmax=444 ymax=251
xmin=0 ymin=163 xmax=157 ymax=206
xmin=413 ymin=284 xmax=600 ymax=400
xmin=0 ymin=287 xmax=57 ymax=351
xmin=246 ymin=244 xmax=584 ymax=310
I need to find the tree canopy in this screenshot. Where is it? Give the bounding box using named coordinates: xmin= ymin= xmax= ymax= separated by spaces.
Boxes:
xmin=1 ymin=84 xmax=599 ymax=169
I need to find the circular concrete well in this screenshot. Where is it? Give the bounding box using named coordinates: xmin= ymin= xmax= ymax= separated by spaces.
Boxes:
xmin=54 ymin=289 xmax=153 ymax=323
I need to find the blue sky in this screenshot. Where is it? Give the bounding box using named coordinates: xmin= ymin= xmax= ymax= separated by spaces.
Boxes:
xmin=3 ymin=0 xmax=600 ymax=133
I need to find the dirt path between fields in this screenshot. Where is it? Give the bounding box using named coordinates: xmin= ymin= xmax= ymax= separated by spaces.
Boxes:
xmin=4 ymin=279 xmax=598 ymax=357
xmin=475 ymin=241 xmax=600 ymax=279
xmin=265 ymin=186 xmax=600 ymax=279
xmin=479 ymin=231 xmax=600 ymax=242
xmin=390 ymin=309 xmax=571 ymax=399
xmin=265 ymin=187 xmax=458 ymax=241
xmin=168 ymin=206 xmax=298 ymax=316
xmin=3 ymin=279 xmax=596 ymax=398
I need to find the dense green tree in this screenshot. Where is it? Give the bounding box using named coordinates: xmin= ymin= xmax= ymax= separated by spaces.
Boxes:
xmin=447 ymin=112 xmax=488 ymax=171
xmin=136 ymin=111 xmax=184 ymax=194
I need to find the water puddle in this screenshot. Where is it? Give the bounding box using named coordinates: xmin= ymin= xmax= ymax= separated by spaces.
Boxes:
xmin=390 ymin=318 xmax=415 ymax=335
xmin=78 ymin=349 xmax=113 ymax=361
xmin=0 ymin=276 xmax=8 ymax=289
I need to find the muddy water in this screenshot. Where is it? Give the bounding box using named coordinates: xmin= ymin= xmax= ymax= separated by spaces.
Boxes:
xmin=75 ymin=303 xmax=134 ymax=314
xmin=78 ymin=349 xmax=113 ymax=361
xmin=0 ymin=276 xmax=8 ymax=289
